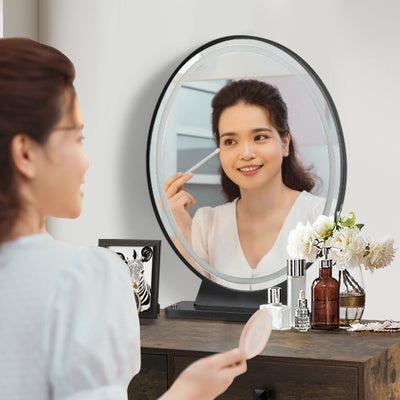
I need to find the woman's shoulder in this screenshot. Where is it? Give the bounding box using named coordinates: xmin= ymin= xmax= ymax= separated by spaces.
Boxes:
xmin=295 ymin=191 xmax=327 ymax=221
xmin=193 ymin=199 xmax=237 ymax=220
xmin=60 ymin=240 xmax=129 ymax=282
xmin=44 ymin=238 xmax=132 ymax=312
xmin=0 ymin=233 xmax=132 ymax=309
xmin=297 ymin=190 xmax=325 ymax=206
xmin=32 ymin=233 xmax=122 ymax=263
xmin=13 ymin=233 xmax=129 ymax=283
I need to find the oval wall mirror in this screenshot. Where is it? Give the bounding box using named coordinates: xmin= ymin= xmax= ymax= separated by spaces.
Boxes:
xmin=147 ymin=35 xmax=346 ymax=299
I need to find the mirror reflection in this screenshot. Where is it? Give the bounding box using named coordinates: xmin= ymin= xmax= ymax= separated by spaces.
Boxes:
xmin=148 ymin=36 xmax=346 ymax=290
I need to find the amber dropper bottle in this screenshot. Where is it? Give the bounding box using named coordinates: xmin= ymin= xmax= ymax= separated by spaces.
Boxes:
xmin=311 ymin=246 xmax=339 ymax=330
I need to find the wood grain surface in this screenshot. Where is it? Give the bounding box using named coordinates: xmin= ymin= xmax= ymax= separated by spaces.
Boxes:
xmin=128 ymin=310 xmax=400 ymax=399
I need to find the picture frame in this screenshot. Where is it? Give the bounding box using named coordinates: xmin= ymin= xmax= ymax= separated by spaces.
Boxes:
xmin=98 ymin=239 xmax=161 ymax=319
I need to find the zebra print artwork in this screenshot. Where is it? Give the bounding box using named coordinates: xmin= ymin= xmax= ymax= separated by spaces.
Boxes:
xmin=128 ymin=248 xmax=152 ymax=312
xmin=99 ymin=238 xmax=161 ymax=318
xmin=116 ymin=246 xmax=153 ymax=313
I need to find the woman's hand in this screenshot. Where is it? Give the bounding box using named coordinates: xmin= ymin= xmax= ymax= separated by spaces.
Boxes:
xmin=159 ymin=348 xmax=247 ymax=400
xmin=163 ymin=172 xmax=195 ymax=240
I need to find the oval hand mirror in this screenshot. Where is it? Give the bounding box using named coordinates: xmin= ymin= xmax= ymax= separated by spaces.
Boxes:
xmin=239 ymin=309 xmax=272 ymax=359
xmin=147 ymin=35 xmax=346 ymax=291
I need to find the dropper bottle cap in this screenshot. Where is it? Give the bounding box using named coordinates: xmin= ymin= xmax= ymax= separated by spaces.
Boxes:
xmin=297 ymin=289 xmax=307 ymax=308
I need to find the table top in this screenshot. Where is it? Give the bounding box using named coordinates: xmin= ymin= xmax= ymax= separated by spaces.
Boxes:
xmin=139 ymin=310 xmax=400 ymax=365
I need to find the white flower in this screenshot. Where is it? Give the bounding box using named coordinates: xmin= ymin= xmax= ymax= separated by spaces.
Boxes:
xmin=287 ymin=211 xmax=396 ymax=272
xmin=364 ymin=237 xmax=396 ymax=271
xmin=327 ymin=226 xmax=367 ymax=268
xmin=312 ymin=215 xmax=335 ymax=240
xmin=287 ymin=222 xmax=316 ymax=262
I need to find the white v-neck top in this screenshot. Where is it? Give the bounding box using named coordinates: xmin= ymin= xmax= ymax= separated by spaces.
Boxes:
xmin=0 ymin=233 xmax=140 ymax=400
xmin=191 ymin=191 xmax=325 ymax=290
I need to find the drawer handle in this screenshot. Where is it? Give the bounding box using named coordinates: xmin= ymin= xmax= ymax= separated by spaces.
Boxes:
xmin=253 ymin=388 xmax=270 ymax=399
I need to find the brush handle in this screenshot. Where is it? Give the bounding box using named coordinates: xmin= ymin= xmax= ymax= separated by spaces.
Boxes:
xmin=183 ymin=148 xmax=220 ymax=175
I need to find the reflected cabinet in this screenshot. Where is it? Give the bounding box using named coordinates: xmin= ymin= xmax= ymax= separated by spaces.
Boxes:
xmin=128 ymin=311 xmax=400 ymax=400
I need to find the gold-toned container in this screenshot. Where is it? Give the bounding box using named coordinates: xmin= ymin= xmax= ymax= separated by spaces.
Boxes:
xmin=339 ymin=266 xmax=365 ymax=326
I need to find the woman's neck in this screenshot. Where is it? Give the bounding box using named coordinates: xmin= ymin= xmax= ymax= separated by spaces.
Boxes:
xmin=237 ymin=183 xmax=299 ymax=220
xmin=7 ymin=209 xmax=46 ymax=242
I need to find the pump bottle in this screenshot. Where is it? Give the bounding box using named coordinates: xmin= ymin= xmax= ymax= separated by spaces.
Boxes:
xmin=311 ymin=245 xmax=339 ymax=330
xmin=260 ymin=286 xmax=291 ymax=330
xmin=287 ymin=259 xmax=306 ymax=327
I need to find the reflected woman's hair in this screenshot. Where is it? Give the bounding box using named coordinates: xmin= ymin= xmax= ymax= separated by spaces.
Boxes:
xmin=211 ymin=79 xmax=317 ymax=202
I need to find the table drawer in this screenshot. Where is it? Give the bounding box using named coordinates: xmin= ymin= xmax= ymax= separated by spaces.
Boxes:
xmin=173 ymin=356 xmax=359 ymax=400
xmin=128 ymin=354 xmax=168 ymax=400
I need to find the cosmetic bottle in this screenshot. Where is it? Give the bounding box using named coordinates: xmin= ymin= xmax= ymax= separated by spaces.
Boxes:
xmin=311 ymin=246 xmax=339 ymax=330
xmin=287 ymin=259 xmax=306 ymax=327
xmin=294 ymin=289 xmax=310 ymax=332
xmin=260 ymin=287 xmax=291 ymax=330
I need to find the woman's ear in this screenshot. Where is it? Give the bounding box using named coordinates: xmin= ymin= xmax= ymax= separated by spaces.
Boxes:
xmin=282 ymin=132 xmax=290 ymax=157
xmin=11 ymin=134 xmax=39 ymax=179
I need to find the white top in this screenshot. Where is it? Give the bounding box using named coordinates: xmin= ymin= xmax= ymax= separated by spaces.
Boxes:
xmin=191 ymin=191 xmax=325 ymax=290
xmin=0 ymin=233 xmax=140 ymax=400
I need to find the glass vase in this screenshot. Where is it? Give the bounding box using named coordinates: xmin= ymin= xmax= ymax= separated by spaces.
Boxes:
xmin=338 ymin=266 xmax=365 ymax=326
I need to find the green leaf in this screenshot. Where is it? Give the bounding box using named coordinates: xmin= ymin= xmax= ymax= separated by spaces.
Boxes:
xmin=339 ymin=211 xmax=356 ymax=228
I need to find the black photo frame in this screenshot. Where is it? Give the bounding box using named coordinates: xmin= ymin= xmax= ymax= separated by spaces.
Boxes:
xmin=98 ymin=239 xmax=161 ymax=319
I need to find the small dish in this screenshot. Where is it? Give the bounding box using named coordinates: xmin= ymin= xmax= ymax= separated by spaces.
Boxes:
xmin=238 ymin=309 xmax=272 ymax=360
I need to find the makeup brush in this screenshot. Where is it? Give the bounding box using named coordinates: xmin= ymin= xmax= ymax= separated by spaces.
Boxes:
xmin=183 ymin=148 xmax=220 ymax=175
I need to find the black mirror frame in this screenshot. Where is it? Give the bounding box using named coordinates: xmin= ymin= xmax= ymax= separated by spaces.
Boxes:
xmin=146 ymin=35 xmax=347 ymax=319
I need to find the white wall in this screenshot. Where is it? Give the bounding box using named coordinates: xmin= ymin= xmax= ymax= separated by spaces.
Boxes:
xmin=7 ymin=0 xmax=400 ymax=320
xmin=1 ymin=0 xmax=3 ymax=36
xmin=3 ymin=0 xmax=38 ymax=39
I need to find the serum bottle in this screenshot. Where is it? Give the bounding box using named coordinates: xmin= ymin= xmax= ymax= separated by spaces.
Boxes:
xmin=287 ymin=259 xmax=306 ymax=327
xmin=294 ymin=289 xmax=310 ymax=332
xmin=311 ymin=246 xmax=339 ymax=330
xmin=260 ymin=287 xmax=291 ymax=330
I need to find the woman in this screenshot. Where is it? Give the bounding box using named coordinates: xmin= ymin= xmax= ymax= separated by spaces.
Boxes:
xmin=0 ymin=38 xmax=246 ymax=400
xmin=165 ymin=80 xmax=324 ymax=288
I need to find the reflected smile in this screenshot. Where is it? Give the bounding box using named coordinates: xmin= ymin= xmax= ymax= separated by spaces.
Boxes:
xmin=238 ymin=165 xmax=262 ymax=172
xmin=237 ymin=164 xmax=263 ymax=175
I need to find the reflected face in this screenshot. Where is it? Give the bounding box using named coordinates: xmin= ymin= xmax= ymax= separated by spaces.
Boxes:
xmin=34 ymin=97 xmax=89 ymax=219
xmin=218 ymin=102 xmax=289 ymax=194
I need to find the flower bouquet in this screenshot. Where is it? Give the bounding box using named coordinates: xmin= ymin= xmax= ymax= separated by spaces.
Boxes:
xmin=287 ymin=212 xmax=396 ymax=325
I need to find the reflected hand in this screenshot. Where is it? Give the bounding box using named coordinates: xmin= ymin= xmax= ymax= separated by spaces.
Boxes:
xmin=163 ymin=172 xmax=195 ymax=239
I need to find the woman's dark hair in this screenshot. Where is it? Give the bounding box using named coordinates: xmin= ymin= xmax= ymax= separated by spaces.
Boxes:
xmin=211 ymin=79 xmax=316 ymax=201
xmin=0 ymin=38 xmax=76 ymax=243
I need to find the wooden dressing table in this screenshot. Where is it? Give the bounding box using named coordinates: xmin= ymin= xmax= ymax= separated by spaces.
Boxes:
xmin=128 ymin=311 xmax=400 ymax=399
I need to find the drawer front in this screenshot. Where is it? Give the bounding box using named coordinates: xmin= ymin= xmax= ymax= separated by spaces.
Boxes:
xmin=173 ymin=356 xmax=359 ymax=400
xmin=128 ymin=354 xmax=168 ymax=400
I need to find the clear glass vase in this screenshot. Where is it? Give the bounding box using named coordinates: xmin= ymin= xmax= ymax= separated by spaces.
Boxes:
xmin=338 ymin=266 xmax=365 ymax=326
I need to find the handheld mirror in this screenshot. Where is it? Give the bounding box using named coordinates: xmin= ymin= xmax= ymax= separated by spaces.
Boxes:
xmin=238 ymin=309 xmax=272 ymax=360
